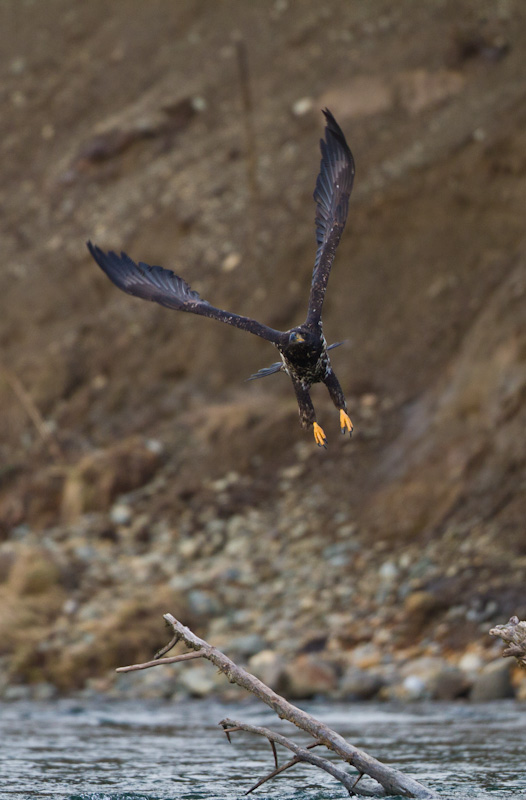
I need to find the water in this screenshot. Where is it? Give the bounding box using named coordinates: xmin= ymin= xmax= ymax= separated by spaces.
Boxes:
xmin=0 ymin=699 xmax=524 ymax=800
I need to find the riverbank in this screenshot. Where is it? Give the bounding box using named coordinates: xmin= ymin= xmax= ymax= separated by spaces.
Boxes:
xmin=1 ymin=1 xmax=526 ymax=702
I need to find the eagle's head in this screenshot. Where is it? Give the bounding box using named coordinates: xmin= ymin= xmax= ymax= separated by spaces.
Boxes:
xmin=287 ymin=328 xmax=319 ymax=348
xmin=288 ymin=330 xmax=305 ymax=344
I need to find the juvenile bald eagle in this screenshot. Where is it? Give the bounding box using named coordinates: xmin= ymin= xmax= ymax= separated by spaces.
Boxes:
xmin=88 ymin=109 xmax=354 ymax=447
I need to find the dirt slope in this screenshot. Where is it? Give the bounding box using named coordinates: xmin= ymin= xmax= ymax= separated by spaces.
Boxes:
xmin=1 ymin=0 xmax=525 ymax=694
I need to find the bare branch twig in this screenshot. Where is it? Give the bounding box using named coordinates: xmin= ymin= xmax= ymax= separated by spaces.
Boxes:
xmin=243 ymin=741 xmax=322 ymax=794
xmin=116 ymin=650 xmax=203 ymax=673
xmin=1 ymin=364 xmax=63 ymax=460
xmin=220 ymin=718 xmax=370 ymax=796
xmin=154 ymin=633 xmax=179 ymax=659
xmin=233 ymin=34 xmax=260 ymax=267
xmin=235 ymin=36 xmax=260 ymax=207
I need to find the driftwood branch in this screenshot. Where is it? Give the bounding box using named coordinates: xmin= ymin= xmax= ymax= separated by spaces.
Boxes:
xmin=117 ymin=614 xmax=437 ymax=798
xmin=220 ymin=719 xmax=370 ymax=796
xmin=490 ymin=616 xmax=526 ymax=667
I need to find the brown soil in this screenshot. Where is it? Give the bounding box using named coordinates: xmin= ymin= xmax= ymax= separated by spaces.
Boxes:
xmin=1 ymin=0 xmax=525 ymax=693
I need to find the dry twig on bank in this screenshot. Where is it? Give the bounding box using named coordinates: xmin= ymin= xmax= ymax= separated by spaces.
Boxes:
xmin=1 ymin=365 xmax=63 ymax=460
xmin=234 ymin=34 xmax=260 ymax=265
xmin=117 ymin=614 xmax=437 ymax=798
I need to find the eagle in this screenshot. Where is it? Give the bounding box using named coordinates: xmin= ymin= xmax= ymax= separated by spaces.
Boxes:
xmin=88 ymin=109 xmax=355 ymax=447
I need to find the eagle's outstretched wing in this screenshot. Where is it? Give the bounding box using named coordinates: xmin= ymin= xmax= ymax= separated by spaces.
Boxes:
xmin=87 ymin=242 xmax=284 ymax=344
xmin=306 ymin=110 xmax=354 ymax=327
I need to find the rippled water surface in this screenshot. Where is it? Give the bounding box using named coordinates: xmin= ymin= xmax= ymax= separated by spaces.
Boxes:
xmin=1 ymin=699 xmax=524 ymax=800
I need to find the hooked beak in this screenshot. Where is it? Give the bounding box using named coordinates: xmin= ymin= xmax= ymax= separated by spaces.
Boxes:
xmin=290 ymin=332 xmax=305 ymax=343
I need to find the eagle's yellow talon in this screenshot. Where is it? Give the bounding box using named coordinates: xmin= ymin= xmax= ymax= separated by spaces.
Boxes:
xmin=313 ymin=422 xmax=327 ymax=448
xmin=340 ymin=409 xmax=353 ymax=436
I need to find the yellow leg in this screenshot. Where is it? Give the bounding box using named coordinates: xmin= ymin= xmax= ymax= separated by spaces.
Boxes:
xmin=340 ymin=409 xmax=353 ymax=436
xmin=313 ymin=421 xmax=327 ymax=448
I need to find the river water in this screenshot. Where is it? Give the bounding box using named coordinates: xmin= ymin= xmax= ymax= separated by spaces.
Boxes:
xmin=0 ymin=699 xmax=524 ymax=800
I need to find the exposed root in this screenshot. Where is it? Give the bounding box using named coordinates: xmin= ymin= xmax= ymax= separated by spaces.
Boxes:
xmin=490 ymin=616 xmax=526 ymax=667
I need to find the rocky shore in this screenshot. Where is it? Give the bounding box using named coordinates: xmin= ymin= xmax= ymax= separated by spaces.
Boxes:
xmin=1 ymin=1 xmax=526 ymax=703
xmin=0 ymin=432 xmax=524 ymax=703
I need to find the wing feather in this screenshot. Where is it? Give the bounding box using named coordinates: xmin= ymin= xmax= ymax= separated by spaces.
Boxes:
xmin=246 ymin=361 xmax=283 ymax=381
xmin=307 ymin=110 xmax=354 ymax=327
xmin=87 ymin=242 xmax=284 ymax=344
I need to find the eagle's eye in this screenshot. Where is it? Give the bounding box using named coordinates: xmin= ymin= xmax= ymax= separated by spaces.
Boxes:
xmin=289 ymin=331 xmax=305 ymax=344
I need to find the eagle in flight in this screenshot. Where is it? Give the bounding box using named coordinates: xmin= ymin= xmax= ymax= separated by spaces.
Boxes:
xmin=88 ymin=109 xmax=355 ymax=447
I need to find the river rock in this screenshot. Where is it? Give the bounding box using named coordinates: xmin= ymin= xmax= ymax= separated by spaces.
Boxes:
xmin=402 ymin=590 xmax=445 ymax=637
xmin=187 ymin=589 xmax=222 ymax=618
xmin=515 ymin=671 xmax=526 ymax=701
xmin=228 ymin=634 xmax=267 ymax=658
xmin=348 ymin=643 xmax=384 ymax=669
xmin=458 ymin=651 xmax=484 ymax=676
xmin=248 ymin=649 xmax=286 ymax=691
xmin=61 ymin=437 xmax=161 ymax=522
xmin=2 ymin=684 xmax=32 ymax=701
xmin=388 ymin=656 xmax=470 ymax=700
xmin=339 ymin=666 xmax=383 ymax=700
xmin=284 ymin=654 xmax=338 ymax=699
xmin=470 ymin=658 xmax=514 ymax=701
xmin=110 ymin=503 xmax=133 ymax=526
xmin=178 ymin=664 xmax=218 ymax=697
xmin=32 ymin=681 xmax=59 ymax=701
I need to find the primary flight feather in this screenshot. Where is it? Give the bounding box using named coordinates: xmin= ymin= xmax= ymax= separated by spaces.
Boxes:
xmin=88 ymin=109 xmax=355 ymax=447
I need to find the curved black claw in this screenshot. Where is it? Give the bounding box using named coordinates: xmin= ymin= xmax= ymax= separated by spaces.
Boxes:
xmin=339 ymin=409 xmax=353 ymax=436
xmin=313 ymin=422 xmax=327 ymax=448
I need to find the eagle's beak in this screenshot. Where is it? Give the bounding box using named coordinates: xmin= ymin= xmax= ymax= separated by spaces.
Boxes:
xmin=291 ymin=332 xmax=305 ymax=343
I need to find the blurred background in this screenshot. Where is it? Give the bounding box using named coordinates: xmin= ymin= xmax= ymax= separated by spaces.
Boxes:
xmin=0 ymin=0 xmax=525 ymax=702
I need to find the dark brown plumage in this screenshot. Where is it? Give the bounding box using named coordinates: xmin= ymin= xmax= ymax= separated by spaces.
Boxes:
xmin=88 ymin=109 xmax=355 ymax=446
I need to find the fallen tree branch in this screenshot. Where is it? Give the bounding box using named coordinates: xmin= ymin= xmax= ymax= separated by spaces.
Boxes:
xmin=220 ymin=719 xmax=373 ymax=796
xmin=489 ymin=616 xmax=526 ymax=667
xmin=117 ymin=614 xmax=437 ymax=798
